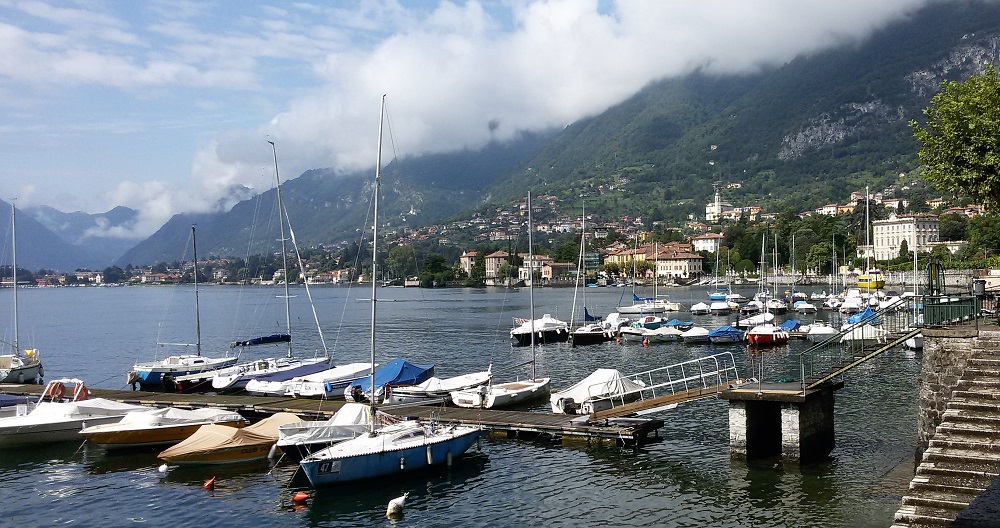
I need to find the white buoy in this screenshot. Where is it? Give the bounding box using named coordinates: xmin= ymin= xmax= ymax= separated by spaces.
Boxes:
xmin=158 ymin=464 xmax=168 ymax=473
xmin=386 ymin=492 xmax=409 ymax=518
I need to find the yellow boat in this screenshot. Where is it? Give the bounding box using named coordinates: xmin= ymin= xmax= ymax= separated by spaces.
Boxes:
xmin=158 ymin=412 xmax=301 ymax=465
xmin=857 ymin=269 xmax=886 ymax=290
xmin=81 ymin=407 xmax=245 ymax=450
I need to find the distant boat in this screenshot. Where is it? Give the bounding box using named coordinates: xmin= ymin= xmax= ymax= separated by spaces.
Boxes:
xmin=690 ymin=302 xmax=711 ymax=315
xmin=680 ymin=326 xmax=710 ymax=343
xmin=708 ymin=326 xmax=746 ymax=344
xmin=509 ymin=313 xmax=570 ymax=346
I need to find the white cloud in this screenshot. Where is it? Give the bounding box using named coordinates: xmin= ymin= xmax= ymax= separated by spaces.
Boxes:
xmin=0 ymin=0 xmax=940 ymax=241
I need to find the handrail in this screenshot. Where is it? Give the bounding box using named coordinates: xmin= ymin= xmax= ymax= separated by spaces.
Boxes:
xmin=582 ymin=352 xmax=740 ymax=412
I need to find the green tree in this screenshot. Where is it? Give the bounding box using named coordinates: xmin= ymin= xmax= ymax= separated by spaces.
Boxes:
xmin=911 ymin=64 xmax=1000 ymax=211
xmin=103 ymin=266 xmax=129 ymax=283
xmin=938 ymin=213 xmax=968 ymax=241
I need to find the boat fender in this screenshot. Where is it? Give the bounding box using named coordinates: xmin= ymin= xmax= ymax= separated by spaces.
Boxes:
xmin=73 ymin=384 xmax=89 ymax=401
xmin=37 ymin=365 xmax=43 ymax=378
xmin=399 ymin=457 xmax=405 ymax=470
xmin=44 ymin=382 xmax=65 ymax=402
xmin=292 ymin=491 xmax=310 ymax=503
xmin=203 ymin=476 xmax=216 ymax=491
xmin=426 ymin=446 xmax=433 ymax=465
xmin=16 ymin=372 xmax=24 ymax=384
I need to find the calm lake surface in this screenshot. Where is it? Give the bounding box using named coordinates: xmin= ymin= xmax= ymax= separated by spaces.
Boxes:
xmin=0 ymin=283 xmax=918 ymax=527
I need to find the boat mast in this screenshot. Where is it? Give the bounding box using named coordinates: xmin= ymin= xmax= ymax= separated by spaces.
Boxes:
xmin=369 ymin=94 xmax=386 ymax=423
xmin=269 ymin=140 xmax=293 ymax=358
xmin=527 ymin=191 xmax=537 ymax=379
xmin=570 ymin=200 xmax=584 ymax=327
xmin=191 ymin=225 xmax=202 ymax=356
xmin=10 ymin=204 xmax=18 ymax=355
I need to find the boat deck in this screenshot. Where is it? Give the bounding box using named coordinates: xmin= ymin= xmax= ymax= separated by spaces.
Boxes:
xmin=0 ymin=384 xmax=664 ymax=446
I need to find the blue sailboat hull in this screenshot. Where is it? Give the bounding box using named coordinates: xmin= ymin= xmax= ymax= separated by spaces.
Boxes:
xmin=300 ymin=428 xmax=483 ymax=485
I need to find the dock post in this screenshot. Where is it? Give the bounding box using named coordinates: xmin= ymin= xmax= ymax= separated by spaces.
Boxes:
xmin=721 ymin=382 xmax=839 ymax=464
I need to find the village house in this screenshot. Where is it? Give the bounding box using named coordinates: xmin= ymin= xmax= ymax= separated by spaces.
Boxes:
xmin=691 ymin=232 xmax=724 ymax=253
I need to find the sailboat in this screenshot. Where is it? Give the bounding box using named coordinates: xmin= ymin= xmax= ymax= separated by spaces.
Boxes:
xmin=857 ymin=186 xmax=886 ymax=291
xmin=509 ymin=231 xmax=570 ymax=346
xmin=452 ymin=192 xmax=552 ymax=409
xmin=299 ymin=95 xmax=482 ymax=486
xmin=1 ymin=204 xmax=43 ymax=384
xmin=746 ymin=229 xmax=789 ymax=347
xmin=128 ymin=226 xmax=240 ymax=391
xmin=570 ymin=201 xmax=616 ymax=347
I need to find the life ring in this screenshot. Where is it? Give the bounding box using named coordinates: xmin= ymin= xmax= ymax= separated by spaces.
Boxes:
xmin=44 ymin=382 xmax=65 ymax=402
xmin=73 ymin=384 xmax=89 ymax=401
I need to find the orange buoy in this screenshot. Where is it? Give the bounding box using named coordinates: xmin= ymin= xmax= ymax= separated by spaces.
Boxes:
xmin=203 ymin=476 xmax=216 ymax=490
xmin=292 ymin=491 xmax=310 ymax=503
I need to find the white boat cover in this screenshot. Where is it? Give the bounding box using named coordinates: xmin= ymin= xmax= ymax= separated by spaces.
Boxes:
xmin=3 ymin=398 xmax=145 ymax=425
xmin=550 ymin=369 xmax=645 ymax=413
xmin=158 ymin=412 xmax=301 ymax=459
xmin=87 ymin=407 xmax=243 ymax=431
xmin=840 ymin=324 xmax=889 ymax=342
xmin=247 ymin=362 xmax=371 ymax=396
xmin=277 ymin=403 xmax=374 ymax=447
xmin=388 ymin=370 xmax=492 ymax=399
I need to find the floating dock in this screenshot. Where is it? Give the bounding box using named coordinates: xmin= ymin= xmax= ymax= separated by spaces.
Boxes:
xmin=0 ymin=384 xmax=664 ymax=447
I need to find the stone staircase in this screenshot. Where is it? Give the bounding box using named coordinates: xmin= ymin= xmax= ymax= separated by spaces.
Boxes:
xmin=893 ymin=330 xmax=1000 ymax=527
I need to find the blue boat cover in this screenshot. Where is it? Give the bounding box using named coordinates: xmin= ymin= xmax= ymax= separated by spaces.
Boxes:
xmin=779 ymin=319 xmax=801 ymax=331
xmin=633 ymin=293 xmax=654 ymax=302
xmin=0 ymin=394 xmax=32 ymax=407
xmin=583 ymin=307 xmax=602 ymax=322
xmin=345 ymin=359 xmax=434 ymax=393
xmin=708 ymin=325 xmax=745 ymax=338
xmin=231 ymin=333 xmax=292 ymax=348
xmin=847 ymin=306 xmax=878 ymax=325
xmin=666 ymin=319 xmax=694 ymax=327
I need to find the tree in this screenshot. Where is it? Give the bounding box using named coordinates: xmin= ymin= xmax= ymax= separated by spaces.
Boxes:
xmin=938 ymin=213 xmax=968 ymax=241
xmin=911 ymin=64 xmax=1000 ymax=211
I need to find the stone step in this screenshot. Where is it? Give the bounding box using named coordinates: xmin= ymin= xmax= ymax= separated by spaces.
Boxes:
xmin=935 ymin=422 xmax=1000 ymax=439
xmin=939 ymin=407 xmax=1000 ymax=424
xmin=946 ymin=399 xmax=1000 ymax=413
xmin=909 ymin=476 xmax=988 ymax=496
xmin=901 ymin=493 xmax=973 ymax=513
xmin=916 ymin=461 xmax=1000 ymax=480
xmin=929 ymin=433 xmax=1000 ymax=452
xmin=968 ymin=357 xmax=1000 ymax=368
xmin=955 ymin=378 xmax=1000 ymax=390
xmin=893 ymin=504 xmax=960 ymax=526
xmin=922 ymin=446 xmax=1000 ymax=466
xmin=952 ymin=388 xmax=1000 ymax=402
xmin=963 ymin=367 xmax=1000 ymax=378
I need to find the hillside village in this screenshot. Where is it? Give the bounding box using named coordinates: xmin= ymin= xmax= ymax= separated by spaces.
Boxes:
xmin=8 ymin=180 xmax=982 ymax=289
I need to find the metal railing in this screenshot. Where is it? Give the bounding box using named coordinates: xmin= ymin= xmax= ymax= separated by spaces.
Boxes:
xmin=582 ymin=352 xmax=740 ymax=413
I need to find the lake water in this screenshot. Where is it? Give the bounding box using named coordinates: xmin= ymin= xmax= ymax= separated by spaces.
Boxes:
xmin=0 ymin=283 xmax=918 ymax=527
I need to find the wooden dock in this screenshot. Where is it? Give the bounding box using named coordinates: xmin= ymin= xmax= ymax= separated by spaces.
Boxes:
xmin=0 ymin=384 xmax=665 ymax=447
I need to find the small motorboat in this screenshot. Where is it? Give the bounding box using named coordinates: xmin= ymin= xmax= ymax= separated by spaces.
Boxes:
xmin=81 ymin=407 xmax=245 ymax=450
xmin=0 ymin=378 xmax=146 ymax=449
xmin=158 ymin=412 xmax=302 ymax=465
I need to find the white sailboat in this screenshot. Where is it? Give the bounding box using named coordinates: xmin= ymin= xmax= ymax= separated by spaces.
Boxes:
xmin=128 ymin=226 xmax=239 ymax=390
xmin=299 ymin=95 xmax=482 ymax=486
xmin=1 ymin=204 xmax=43 ymax=384
xmin=452 ymin=192 xmax=552 ymax=409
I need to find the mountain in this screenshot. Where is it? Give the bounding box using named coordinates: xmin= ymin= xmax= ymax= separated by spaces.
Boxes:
xmin=63 ymin=2 xmax=1000 ymax=268
xmin=22 ymin=205 xmax=141 ymax=269
xmin=0 ymin=200 xmax=102 ymax=272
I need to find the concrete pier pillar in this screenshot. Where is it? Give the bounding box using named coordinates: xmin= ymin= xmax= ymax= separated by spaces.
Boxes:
xmin=721 ymin=383 xmax=839 ymax=464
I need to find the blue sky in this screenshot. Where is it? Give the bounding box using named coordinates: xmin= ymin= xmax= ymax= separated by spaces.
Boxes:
xmin=0 ymin=0 xmax=934 ymax=240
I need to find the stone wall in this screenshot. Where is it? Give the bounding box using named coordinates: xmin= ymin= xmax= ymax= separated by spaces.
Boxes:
xmin=916 ymin=327 xmax=978 ymax=459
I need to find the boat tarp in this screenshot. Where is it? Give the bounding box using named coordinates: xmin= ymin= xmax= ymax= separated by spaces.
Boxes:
xmin=779 ymin=320 xmax=801 ymax=332
xmin=665 ymin=319 xmax=693 ymax=327
xmin=230 ymin=333 xmax=292 ymax=348
xmin=277 ymin=403 xmax=372 ymax=446
xmin=840 ymin=324 xmax=889 ymax=342
xmin=159 ymin=412 xmax=301 ymax=459
xmin=346 ymin=359 xmax=434 ymax=393
xmin=847 ymin=306 xmax=878 ymax=325
xmin=391 ymin=370 xmax=492 ymax=395
xmin=632 ymin=293 xmax=653 ymax=302
xmin=114 ymin=407 xmax=243 ymax=428
xmin=551 ymin=368 xmax=645 ymax=404
xmin=709 ymin=326 xmax=745 ymax=338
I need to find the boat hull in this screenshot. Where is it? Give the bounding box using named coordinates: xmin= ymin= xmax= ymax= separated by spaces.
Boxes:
xmin=300 ymin=427 xmax=482 ymax=485
xmin=510 ymin=329 xmax=568 ymax=347
xmin=82 ymin=420 xmax=244 ymax=450
xmin=160 ymin=442 xmax=275 ymax=465
xmin=0 ymin=415 xmax=125 ymax=448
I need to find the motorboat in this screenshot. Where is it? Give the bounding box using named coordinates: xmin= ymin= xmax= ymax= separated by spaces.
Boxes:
xmin=709 ymin=302 xmax=732 ymax=316
xmin=680 ymin=326 xmax=710 ymax=343
xmin=245 ymin=362 xmax=370 ymax=398
xmin=689 ymin=302 xmax=711 ymax=316
xmin=746 ymin=324 xmax=790 ymax=347
xmin=793 ymin=300 xmax=818 ymax=314
xmin=299 ymin=418 xmax=483 ymax=485
xmin=617 ymin=295 xmax=681 ymax=314
xmin=0 ymin=394 xmax=33 ymax=418
xmin=509 ymin=314 xmax=570 ymax=346
xmin=735 ymin=312 xmax=775 ymax=329
xmin=276 ymin=402 xmax=378 ymax=462
xmin=642 ymin=326 xmax=683 ymax=343
xmin=0 ymin=378 xmax=146 ymax=449
xmin=450 ymin=376 xmax=551 ymax=409
xmin=806 ymin=321 xmax=838 ymax=343
xmin=384 ymin=368 xmax=492 ymax=405
xmin=857 ymin=268 xmax=886 ymax=290
xmin=80 ymin=407 xmax=245 ymax=450
xmin=550 ymin=368 xmax=645 ymax=414
xmin=343 ymin=359 xmax=434 ymax=404
xmin=708 ymin=325 xmax=746 ymax=344
xmin=158 ymin=412 xmax=302 ymax=465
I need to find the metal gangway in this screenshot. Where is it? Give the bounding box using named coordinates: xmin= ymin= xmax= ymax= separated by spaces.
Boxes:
xmin=790 ymin=293 xmax=980 ymax=392
xmin=584 ymin=352 xmax=742 ymax=422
